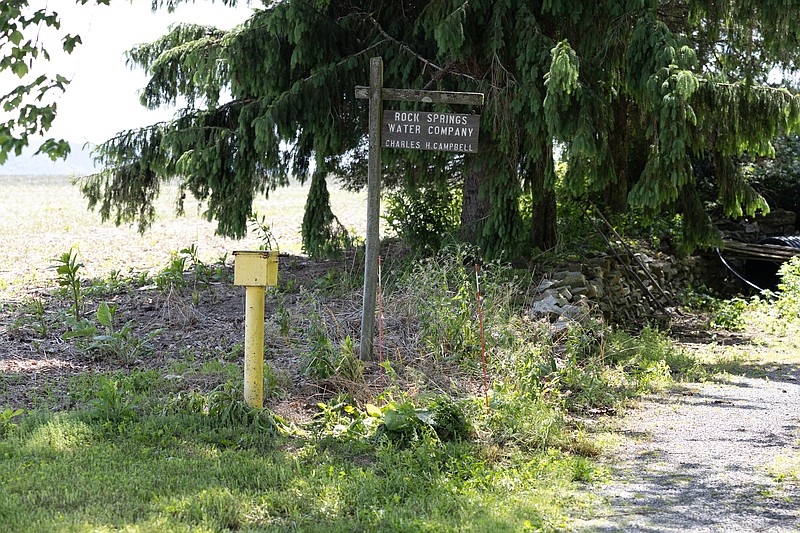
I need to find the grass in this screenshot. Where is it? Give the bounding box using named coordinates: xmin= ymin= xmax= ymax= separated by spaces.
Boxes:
xmin=768 ymin=454 xmax=800 ymax=484
xmin=0 ymin=408 xmax=601 ymax=532
xmin=2 ymin=176 xmax=800 ymax=531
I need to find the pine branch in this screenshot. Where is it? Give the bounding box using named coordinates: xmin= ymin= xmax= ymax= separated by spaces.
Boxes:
xmin=361 ymin=11 xmax=485 ymax=88
xmin=700 ymin=78 xmax=800 ymax=96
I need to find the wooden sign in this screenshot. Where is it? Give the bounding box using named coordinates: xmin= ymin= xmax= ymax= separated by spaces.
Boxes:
xmin=354 ymin=59 xmax=485 ymax=361
xmin=382 ymin=111 xmax=480 ymax=153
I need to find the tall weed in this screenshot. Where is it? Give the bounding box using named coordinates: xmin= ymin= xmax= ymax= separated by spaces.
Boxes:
xmin=52 ymin=248 xmax=84 ymax=320
xmin=398 ymin=244 xmax=521 ymax=362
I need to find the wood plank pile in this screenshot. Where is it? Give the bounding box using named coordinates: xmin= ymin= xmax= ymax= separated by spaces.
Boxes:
xmin=721 ymin=240 xmax=800 ymax=262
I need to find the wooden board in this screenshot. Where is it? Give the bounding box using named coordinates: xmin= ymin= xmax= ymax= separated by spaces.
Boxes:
xmin=382 ymin=110 xmax=480 ymax=153
xmin=355 ymin=86 xmax=484 ymax=106
xmin=721 ymin=240 xmax=800 ymax=261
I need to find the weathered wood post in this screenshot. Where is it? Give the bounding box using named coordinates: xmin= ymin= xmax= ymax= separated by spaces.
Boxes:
xmin=359 ymin=56 xmax=384 ymax=361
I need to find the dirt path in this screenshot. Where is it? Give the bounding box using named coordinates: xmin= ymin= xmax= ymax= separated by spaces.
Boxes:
xmin=577 ymin=345 xmax=800 ymax=532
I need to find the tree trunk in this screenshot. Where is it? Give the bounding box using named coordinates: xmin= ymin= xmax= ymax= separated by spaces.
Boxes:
xmin=531 ymin=190 xmax=557 ymax=251
xmin=529 ymin=144 xmax=558 ymax=251
xmin=459 ymin=155 xmax=491 ymax=244
xmin=604 ymin=96 xmax=630 ymax=214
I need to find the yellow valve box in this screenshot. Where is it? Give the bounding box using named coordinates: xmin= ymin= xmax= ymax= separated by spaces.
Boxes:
xmin=233 ymin=250 xmax=278 ymax=287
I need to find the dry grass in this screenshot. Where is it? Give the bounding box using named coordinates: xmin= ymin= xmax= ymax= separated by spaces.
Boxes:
xmin=0 ymin=174 xmax=368 ymax=297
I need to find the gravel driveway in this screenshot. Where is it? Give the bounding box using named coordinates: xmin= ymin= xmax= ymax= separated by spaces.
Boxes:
xmin=576 ymin=360 xmax=800 ymax=532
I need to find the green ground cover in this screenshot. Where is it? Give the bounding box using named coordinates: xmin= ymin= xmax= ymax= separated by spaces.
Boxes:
xmin=1 ymin=176 xmax=799 ymax=531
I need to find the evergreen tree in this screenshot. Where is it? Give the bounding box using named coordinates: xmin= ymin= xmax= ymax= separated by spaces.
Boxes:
xmin=83 ymin=0 xmax=800 ymax=257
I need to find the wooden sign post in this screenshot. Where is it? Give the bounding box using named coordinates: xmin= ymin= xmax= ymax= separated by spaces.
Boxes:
xmin=356 ymin=57 xmax=484 ymax=361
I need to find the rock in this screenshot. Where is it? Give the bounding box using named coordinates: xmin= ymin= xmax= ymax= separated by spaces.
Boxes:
xmin=561 ymin=304 xmax=589 ymax=321
xmin=553 ymin=271 xmax=587 ymax=289
xmin=590 ymin=281 xmax=604 ymax=299
xmin=532 ymin=289 xmax=569 ymax=307
xmin=530 ymin=294 xmax=565 ymax=317
xmin=571 ymin=286 xmax=593 ymax=298
xmin=535 ymin=279 xmax=556 ymax=292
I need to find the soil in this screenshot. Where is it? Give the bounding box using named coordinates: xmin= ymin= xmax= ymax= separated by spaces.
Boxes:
xmin=0 ymin=253 xmax=374 ymax=423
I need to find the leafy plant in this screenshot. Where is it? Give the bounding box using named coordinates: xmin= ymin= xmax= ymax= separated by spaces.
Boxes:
xmin=12 ymin=297 xmax=48 ymax=338
xmin=383 ymin=185 xmax=461 ymax=254
xmin=88 ymin=378 xmax=138 ymax=427
xmin=275 ymin=297 xmax=291 ymax=337
xmin=682 ymin=287 xmax=748 ymax=330
xmin=85 ymin=269 xmax=136 ymax=297
xmin=0 ymin=407 xmax=24 ymax=437
xmin=206 ymin=382 xmax=289 ymax=434
xmin=335 ymin=335 xmax=364 ymax=382
xmin=383 ymin=184 xmax=460 ymax=254
xmin=480 ymin=387 xmax=563 ymax=451
xmin=710 ymin=297 xmax=748 ymax=331
xmin=155 ymin=252 xmax=188 ymax=292
xmin=302 ymin=315 xmax=363 ymax=381
xmin=303 ymin=323 xmax=336 ymax=379
xmin=180 ymin=244 xmax=219 ymax=287
xmin=405 ymin=249 xmax=481 ymax=360
xmin=311 ymin=397 xmax=377 ymax=441
xmin=249 ymin=214 xmax=279 ymax=252
xmin=776 ymin=256 xmax=800 ymax=319
xmin=66 ymin=302 xmax=161 ymax=363
xmin=52 ymin=248 xmax=84 ymax=320
xmin=263 ymin=361 xmax=288 ymax=399
xmin=153 ymin=245 xmax=224 ymax=294
xmin=62 ymin=315 xmax=98 ymax=342
xmin=372 ymin=395 xmax=470 ymax=445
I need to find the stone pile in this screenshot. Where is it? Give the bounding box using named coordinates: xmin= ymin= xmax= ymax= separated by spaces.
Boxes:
xmin=531 ymin=252 xmax=702 ymax=323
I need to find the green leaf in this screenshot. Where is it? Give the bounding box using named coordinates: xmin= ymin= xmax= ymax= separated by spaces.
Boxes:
xmin=9 ymin=30 xmax=23 ymax=46
xmin=62 ymin=34 xmax=82 ymax=54
xmin=63 ymin=325 xmax=97 ymax=339
xmin=11 ymin=61 xmax=28 ymax=78
xmin=414 ymin=409 xmax=435 ymax=426
xmin=383 ymin=409 xmax=411 ymax=431
xmin=365 ymin=403 xmax=382 ymax=417
xmin=96 ymin=302 xmax=114 ymax=328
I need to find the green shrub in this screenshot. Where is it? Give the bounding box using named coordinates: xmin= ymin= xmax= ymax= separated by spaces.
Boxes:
xmin=383 ymin=184 xmax=460 ymax=254
xmin=480 ymin=387 xmax=563 ymax=451
xmin=776 ymin=256 xmax=800 ymax=319
xmin=709 ymin=297 xmax=748 ymax=330
xmin=64 ymin=302 xmax=161 ymax=363
xmin=88 ymin=378 xmax=138 ymax=428
xmin=399 ymin=245 xmax=487 ymax=361
xmin=374 ymin=395 xmax=471 ymax=445
xmin=681 ymin=287 xmax=748 ymax=331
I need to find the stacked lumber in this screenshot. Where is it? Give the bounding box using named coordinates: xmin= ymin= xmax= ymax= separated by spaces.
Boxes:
xmin=721 ymin=240 xmax=800 ymax=262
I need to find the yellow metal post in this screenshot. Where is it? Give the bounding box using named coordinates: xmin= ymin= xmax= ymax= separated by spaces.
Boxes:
xmin=233 ymin=251 xmax=278 ymax=409
xmin=244 ymin=285 xmax=266 ymax=408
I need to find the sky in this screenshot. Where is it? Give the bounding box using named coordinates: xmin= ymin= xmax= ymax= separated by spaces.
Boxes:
xmin=19 ymin=0 xmax=256 ymax=146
